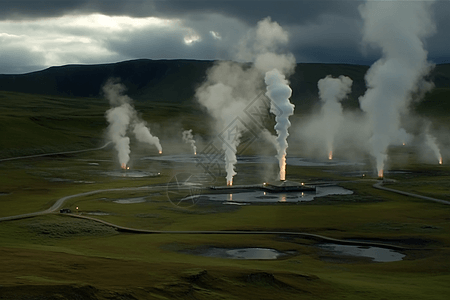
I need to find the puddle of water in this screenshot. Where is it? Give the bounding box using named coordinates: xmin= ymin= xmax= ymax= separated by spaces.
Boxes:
xmin=46 ymin=178 xmax=73 ymax=183
xmin=195 ymin=186 xmax=352 ymax=203
xmin=196 ymin=247 xmax=284 ymax=260
xmin=85 ymin=212 xmax=110 ymax=216
xmin=226 ymin=248 xmax=282 ymax=259
xmin=113 ymin=197 xmax=147 ymax=204
xmin=318 ymin=243 xmax=405 ymax=262
xmin=223 ymin=201 xmax=250 ymax=206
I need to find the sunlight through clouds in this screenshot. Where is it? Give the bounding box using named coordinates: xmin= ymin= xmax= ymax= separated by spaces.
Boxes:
xmin=0 ymin=13 xmax=203 ymax=72
xmin=64 ymin=13 xmax=176 ymax=31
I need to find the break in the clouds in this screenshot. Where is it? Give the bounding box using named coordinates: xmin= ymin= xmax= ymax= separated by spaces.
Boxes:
xmin=1 ymin=1 xmax=450 ymax=74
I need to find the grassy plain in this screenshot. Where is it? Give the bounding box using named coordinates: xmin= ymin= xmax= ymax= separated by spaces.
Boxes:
xmin=1 ymin=91 xmax=450 ymax=299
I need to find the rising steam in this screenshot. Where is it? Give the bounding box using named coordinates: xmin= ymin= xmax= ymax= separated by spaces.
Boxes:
xmin=196 ymin=17 xmax=296 ymax=184
xmin=196 ymin=80 xmax=251 ymax=185
xmin=182 ymin=129 xmax=197 ymax=155
xmin=133 ymin=122 xmax=162 ymax=153
xmin=265 ymin=69 xmax=294 ymax=181
xmin=425 ymin=131 xmax=442 ymax=165
xmin=105 ymin=103 xmax=133 ymax=169
xmin=103 ymin=79 xmax=162 ymax=168
xmin=358 ymin=0 xmax=436 ymax=176
xmin=318 ymin=75 xmax=353 ymax=159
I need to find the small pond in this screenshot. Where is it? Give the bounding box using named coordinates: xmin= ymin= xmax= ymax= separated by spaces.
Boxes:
xmin=318 ymin=243 xmax=405 ymax=262
xmin=85 ymin=211 xmax=111 ymax=216
xmin=113 ymin=197 xmax=148 ymax=204
xmin=190 ymin=247 xmax=285 ymax=260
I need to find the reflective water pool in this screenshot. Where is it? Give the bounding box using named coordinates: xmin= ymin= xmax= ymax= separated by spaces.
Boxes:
xmin=318 ymin=243 xmax=405 ymax=262
xmin=193 ymin=186 xmax=353 ymax=204
xmin=194 ymin=247 xmax=284 ymax=260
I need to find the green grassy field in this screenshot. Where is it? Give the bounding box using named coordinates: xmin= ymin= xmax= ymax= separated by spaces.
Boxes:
xmin=1 ymin=90 xmax=450 ymax=299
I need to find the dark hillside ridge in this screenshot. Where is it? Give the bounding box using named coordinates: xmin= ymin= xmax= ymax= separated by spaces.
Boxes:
xmin=0 ymin=59 xmax=449 ymax=111
xmin=0 ymin=59 xmax=214 ymax=103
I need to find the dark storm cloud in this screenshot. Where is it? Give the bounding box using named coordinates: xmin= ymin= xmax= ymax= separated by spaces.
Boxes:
xmin=0 ymin=0 xmax=449 ymax=74
xmin=0 ymin=0 xmax=154 ymax=20
xmin=103 ymin=14 xmax=244 ymax=61
xmin=425 ymin=0 xmax=450 ymax=64
xmin=152 ymin=0 xmax=360 ymax=26
xmin=0 ymin=0 xmax=358 ymax=24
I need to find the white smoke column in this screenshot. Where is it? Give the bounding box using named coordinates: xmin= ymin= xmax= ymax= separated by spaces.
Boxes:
xmin=425 ymin=132 xmax=442 ymax=164
xmin=182 ymin=129 xmax=197 ymax=155
xmin=318 ymin=75 xmax=353 ymax=159
xmin=103 ymin=79 xmax=135 ymax=169
xmin=133 ymin=122 xmax=162 ymax=154
xmin=358 ymin=0 xmax=436 ymax=177
xmin=238 ymin=17 xmax=296 ymax=76
xmin=103 ymin=79 xmax=162 ymax=168
xmin=223 ymin=129 xmax=242 ymax=186
xmin=265 ymin=69 xmax=294 ymax=181
xmin=242 ymin=17 xmax=296 ymax=180
xmin=196 ymin=18 xmax=295 ymax=184
xmin=196 ymin=64 xmax=260 ymax=186
xmin=105 ymin=103 xmax=134 ymax=169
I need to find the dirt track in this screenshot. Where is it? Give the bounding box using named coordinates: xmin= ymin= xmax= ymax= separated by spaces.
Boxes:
xmin=373 ymin=181 xmax=450 ymax=205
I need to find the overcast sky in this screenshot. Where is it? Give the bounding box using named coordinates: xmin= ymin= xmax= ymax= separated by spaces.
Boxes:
xmin=0 ymin=0 xmax=449 ymax=74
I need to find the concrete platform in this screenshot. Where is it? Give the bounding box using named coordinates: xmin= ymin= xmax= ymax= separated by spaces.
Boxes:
xmin=210 ymin=181 xmax=316 ymax=193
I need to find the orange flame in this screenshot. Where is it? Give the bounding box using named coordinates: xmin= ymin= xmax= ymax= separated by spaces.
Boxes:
xmin=159 ymin=150 xmax=162 ymax=154
xmin=328 ymin=151 xmax=333 ymax=160
xmin=439 ymin=157 xmax=443 ymax=165
xmin=227 ymin=179 xmax=233 ymax=186
xmin=279 ymin=154 xmax=286 ymax=181
xmin=378 ymin=169 xmax=384 ymax=178
xmin=121 ymin=163 xmax=127 ymax=170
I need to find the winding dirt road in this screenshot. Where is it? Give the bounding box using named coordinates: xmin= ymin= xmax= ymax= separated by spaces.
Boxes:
xmin=373 ymin=181 xmax=450 ymax=205
xmin=0 ymin=185 xmax=165 ymax=222
xmin=0 ymin=142 xmax=112 ymax=162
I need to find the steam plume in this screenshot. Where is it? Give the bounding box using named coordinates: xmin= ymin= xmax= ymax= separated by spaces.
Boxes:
xmin=196 ymin=17 xmax=295 ymax=184
xmin=358 ymin=0 xmax=436 ymax=176
xmin=182 ymin=129 xmax=197 ymax=155
xmin=105 ymin=103 xmax=133 ymax=168
xmin=318 ymin=75 xmax=353 ymax=159
xmin=103 ymin=79 xmax=162 ymax=167
xmin=265 ymin=69 xmax=294 ymax=181
xmin=425 ymin=132 xmax=442 ymax=164
xmin=249 ymin=17 xmax=296 ymax=180
xmin=196 ymin=80 xmax=250 ymax=185
xmin=133 ymin=122 xmax=162 ymax=153
xmin=238 ymin=17 xmax=296 ymax=75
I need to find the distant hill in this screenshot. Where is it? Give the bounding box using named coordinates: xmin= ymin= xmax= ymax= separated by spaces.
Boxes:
xmin=0 ymin=59 xmax=449 ymax=111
